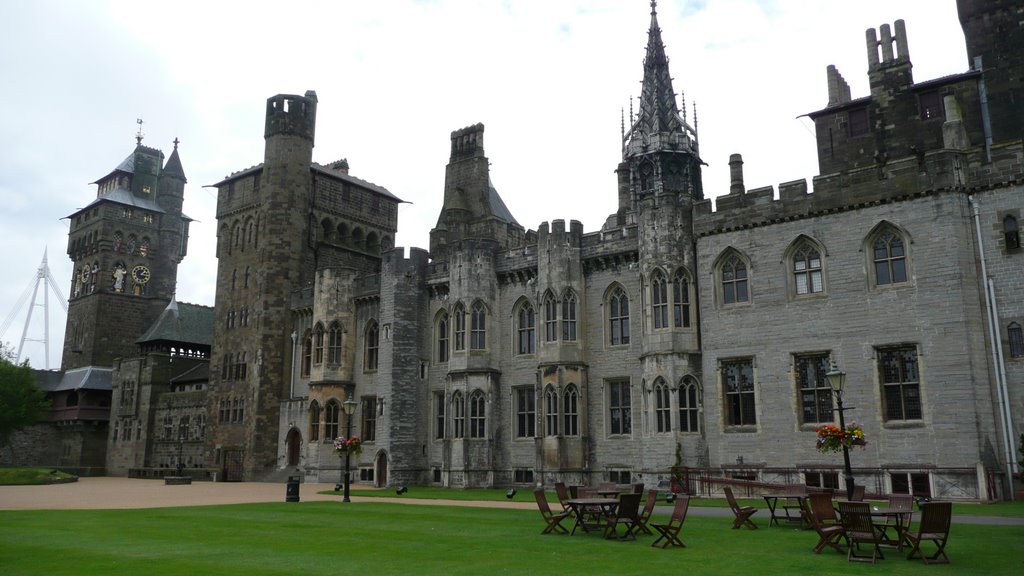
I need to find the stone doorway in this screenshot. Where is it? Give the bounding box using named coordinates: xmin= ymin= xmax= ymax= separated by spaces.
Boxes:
xmin=286 ymin=428 xmax=302 ymax=467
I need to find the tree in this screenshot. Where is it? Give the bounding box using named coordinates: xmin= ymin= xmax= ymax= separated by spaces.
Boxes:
xmin=0 ymin=343 xmax=50 ymax=465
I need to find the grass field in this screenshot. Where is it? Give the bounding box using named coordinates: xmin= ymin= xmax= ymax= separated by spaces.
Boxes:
xmin=2 ymin=500 xmax=1022 ymax=575
xmin=0 ymin=467 xmax=77 ymax=485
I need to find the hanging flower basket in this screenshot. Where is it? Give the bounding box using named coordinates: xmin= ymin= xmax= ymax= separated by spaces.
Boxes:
xmin=815 ymin=422 xmax=867 ymax=454
xmin=333 ymin=436 xmax=362 ymax=456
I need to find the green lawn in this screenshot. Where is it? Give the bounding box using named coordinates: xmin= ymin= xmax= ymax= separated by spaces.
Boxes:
xmin=0 ymin=467 xmax=77 ymax=485
xmin=2 ymin=501 xmax=1022 ymax=575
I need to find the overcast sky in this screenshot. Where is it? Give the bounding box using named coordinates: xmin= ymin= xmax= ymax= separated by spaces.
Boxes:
xmin=0 ymin=0 xmax=969 ymax=370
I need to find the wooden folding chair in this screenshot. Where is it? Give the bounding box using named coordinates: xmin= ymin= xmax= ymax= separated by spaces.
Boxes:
xmin=724 ymin=486 xmax=758 ymax=529
xmin=850 ymin=485 xmax=865 ymax=501
xmin=805 ymin=492 xmax=845 ymax=554
xmin=884 ymin=494 xmax=914 ymax=549
xmin=651 ymin=495 xmax=691 ymax=549
xmin=604 ymin=492 xmax=643 ymax=540
xmin=905 ymin=501 xmax=952 ymax=564
xmin=838 ymin=501 xmax=884 ymax=563
xmin=554 ymin=482 xmax=571 ymax=511
xmin=635 ymin=489 xmax=658 ymax=535
xmin=533 ymin=489 xmax=571 ymax=535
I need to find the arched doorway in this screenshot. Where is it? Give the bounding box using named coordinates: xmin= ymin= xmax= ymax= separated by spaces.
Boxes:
xmin=376 ymin=451 xmax=388 ymax=487
xmin=286 ymin=428 xmax=302 ymax=467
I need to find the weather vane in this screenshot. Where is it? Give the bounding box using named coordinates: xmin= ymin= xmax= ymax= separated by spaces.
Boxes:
xmin=135 ymin=117 xmax=144 ymax=145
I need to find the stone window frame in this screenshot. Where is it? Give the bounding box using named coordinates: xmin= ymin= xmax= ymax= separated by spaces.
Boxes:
xmin=653 ymin=377 xmax=671 ymax=433
xmin=794 ymin=352 xmax=833 ymax=425
xmin=514 ymin=298 xmax=536 ymax=355
xmin=313 ymin=322 xmax=325 ymax=366
xmin=542 ymin=291 xmax=558 ymax=342
xmin=785 ymin=235 xmax=827 ymax=298
xmin=309 ymin=400 xmax=321 ymax=441
xmin=672 ymin=269 xmax=692 ymax=328
xmin=561 ymin=289 xmax=578 ymax=341
xmin=877 ymin=344 xmax=923 ymax=422
xmin=677 ymin=375 xmax=701 ymax=433
xmin=721 ymin=357 xmax=756 ymax=428
xmin=451 ymin=391 xmax=465 ymax=439
xmin=543 ymin=385 xmax=558 ymax=437
xmin=434 ymin=391 xmax=446 ymax=440
xmin=364 ymin=320 xmax=379 ymax=372
xmin=324 ymin=399 xmax=340 ymax=441
xmin=606 ymin=284 xmax=631 ymax=347
xmin=607 ymin=379 xmax=632 ymax=436
xmin=435 ymin=311 xmax=449 ymax=363
xmin=327 ymin=321 xmax=343 ymax=365
xmin=470 ymin=300 xmax=488 ymax=350
xmin=300 ymin=330 xmax=312 ymax=377
xmin=562 ymin=384 xmax=579 ymax=436
xmin=715 ymin=249 xmax=752 ymax=307
xmin=453 ymin=303 xmax=466 ymax=351
xmin=469 ymin=390 xmax=487 ymax=438
xmin=514 ymin=386 xmax=536 ymax=439
xmin=1008 ymin=322 xmax=1024 ymax=358
xmin=650 ymin=268 xmax=669 ymax=330
xmin=361 ymin=396 xmax=377 ymax=442
xmin=1003 ymin=213 xmax=1021 ymax=252
xmin=866 ymin=221 xmax=912 ymax=288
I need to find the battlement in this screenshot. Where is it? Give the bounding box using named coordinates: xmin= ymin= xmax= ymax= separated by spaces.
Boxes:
xmin=450 ymin=123 xmax=485 ymax=159
xmin=866 ymin=20 xmax=910 ymax=71
xmin=264 ymin=90 xmax=318 ymax=142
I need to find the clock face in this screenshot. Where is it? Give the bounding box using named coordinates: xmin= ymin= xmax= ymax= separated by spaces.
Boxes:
xmin=131 ymin=265 xmax=151 ymax=284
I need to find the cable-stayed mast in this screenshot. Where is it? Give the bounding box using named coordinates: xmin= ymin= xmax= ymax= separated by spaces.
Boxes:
xmin=1 ymin=250 xmax=67 ymax=369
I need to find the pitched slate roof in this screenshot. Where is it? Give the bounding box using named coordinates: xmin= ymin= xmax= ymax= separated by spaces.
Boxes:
xmin=136 ymin=299 xmax=214 ymax=346
xmin=170 ymin=362 xmax=210 ymax=385
xmin=52 ymin=366 xmax=113 ymax=392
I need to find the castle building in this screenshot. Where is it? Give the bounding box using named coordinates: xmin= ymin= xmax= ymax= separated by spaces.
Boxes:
xmin=187 ymin=0 xmax=1021 ymax=499
xmin=92 ymin=0 xmax=1024 ymax=499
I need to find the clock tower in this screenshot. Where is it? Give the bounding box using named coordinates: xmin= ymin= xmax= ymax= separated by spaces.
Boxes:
xmin=62 ymin=136 xmax=191 ymax=370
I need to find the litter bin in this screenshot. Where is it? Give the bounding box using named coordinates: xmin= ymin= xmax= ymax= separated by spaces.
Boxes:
xmin=286 ymin=476 xmax=300 ymax=502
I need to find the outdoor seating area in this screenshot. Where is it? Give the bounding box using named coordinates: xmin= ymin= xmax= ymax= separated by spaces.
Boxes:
xmin=533 ymin=481 xmax=959 ymax=564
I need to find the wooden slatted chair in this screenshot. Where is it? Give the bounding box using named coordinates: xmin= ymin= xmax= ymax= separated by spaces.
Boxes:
xmin=724 ymin=487 xmax=758 ymax=529
xmin=905 ymin=501 xmax=952 ymax=564
xmin=804 ymin=492 xmax=845 ymax=554
xmin=837 ymin=501 xmax=885 ymax=563
xmin=635 ymin=489 xmax=659 ymax=535
xmin=554 ymin=482 xmax=572 ymax=511
xmin=651 ymin=495 xmax=691 ymax=549
xmin=884 ymin=494 xmax=914 ymax=549
xmin=603 ymin=492 xmax=643 ymax=540
xmin=533 ymin=489 xmax=571 ymax=535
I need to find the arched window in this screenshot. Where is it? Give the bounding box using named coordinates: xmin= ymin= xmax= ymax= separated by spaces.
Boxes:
xmin=544 ymin=385 xmax=559 ymax=436
xmin=561 ymin=291 xmax=577 ymax=341
xmin=1008 ymin=322 xmax=1024 ymax=358
xmin=673 ymin=270 xmax=690 ymax=328
xmin=469 ymin=390 xmax=486 ymax=438
xmin=452 ymin=391 xmax=465 ymax=438
xmin=300 ymin=331 xmax=312 ymax=377
xmin=470 ymin=301 xmax=487 ymax=350
xmin=654 ymin=379 xmax=671 ymax=433
xmin=721 ymin=254 xmax=749 ymax=304
xmin=793 ymin=242 xmax=823 ymax=295
xmin=453 ymin=303 xmax=466 ymax=351
xmin=324 ymin=399 xmax=340 ymax=440
xmin=1004 ymin=215 xmax=1020 ymax=250
xmin=651 ymin=270 xmax=668 ymax=329
xmin=563 ymin=384 xmax=579 ymax=436
xmin=364 ymin=321 xmax=379 ymax=371
xmin=543 ymin=292 xmax=558 ymax=342
xmin=327 ymin=322 xmax=343 ymax=365
xmin=872 ymin=228 xmax=908 ymax=285
xmin=516 ymin=302 xmax=535 ymax=355
xmin=309 ymin=401 xmax=321 ymax=441
xmin=678 ymin=377 xmax=700 ymax=433
xmin=608 ymin=287 xmax=630 ymax=345
xmin=436 ymin=312 xmax=449 ymax=362
xmin=313 ymin=323 xmax=325 ymax=365
xmin=244 ymin=266 xmax=251 ymax=288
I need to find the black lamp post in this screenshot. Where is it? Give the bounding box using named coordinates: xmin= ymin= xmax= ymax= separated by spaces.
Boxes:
xmin=826 ymin=361 xmax=855 ymax=501
xmin=342 ymin=394 xmax=358 ymax=503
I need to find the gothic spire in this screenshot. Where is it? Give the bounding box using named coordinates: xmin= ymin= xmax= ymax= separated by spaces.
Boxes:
xmin=623 ymin=0 xmax=698 ymax=160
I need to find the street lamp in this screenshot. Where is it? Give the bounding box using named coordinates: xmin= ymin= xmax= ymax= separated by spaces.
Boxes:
xmin=826 ymin=360 xmax=856 ymax=501
xmin=342 ymin=394 xmax=358 ymax=503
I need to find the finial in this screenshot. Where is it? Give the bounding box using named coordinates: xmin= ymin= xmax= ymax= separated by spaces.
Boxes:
xmin=173 ymin=137 xmax=180 ymax=149
xmin=651 ymin=0 xmax=657 ymax=16
xmin=135 ymin=117 xmax=144 ymax=144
